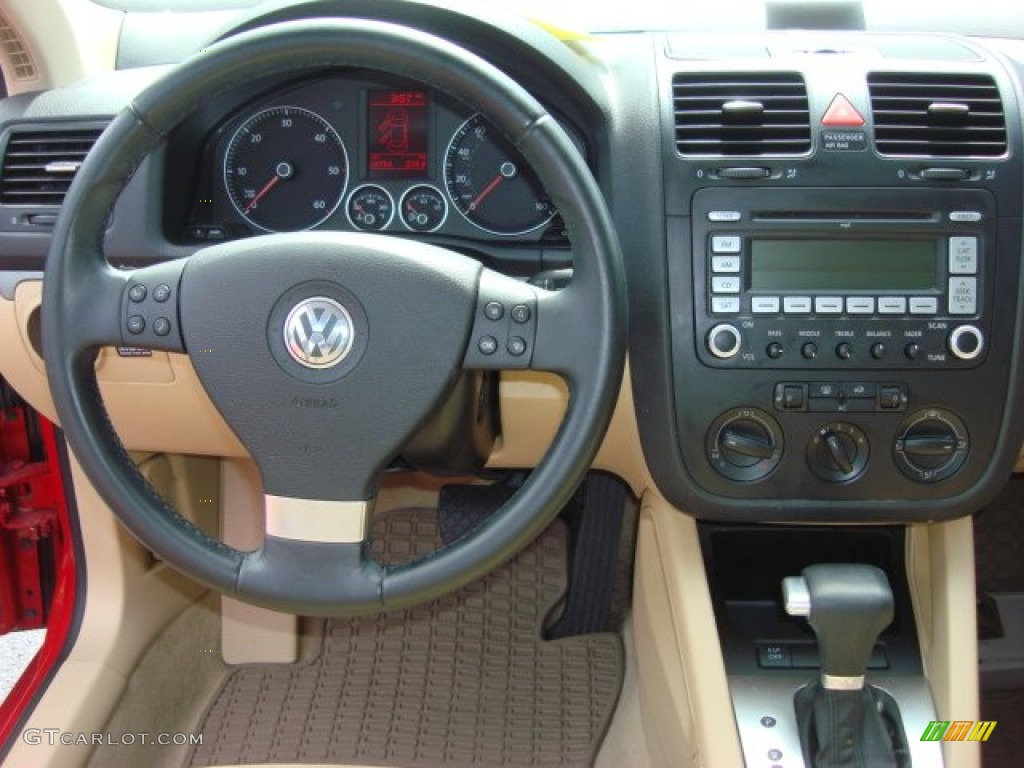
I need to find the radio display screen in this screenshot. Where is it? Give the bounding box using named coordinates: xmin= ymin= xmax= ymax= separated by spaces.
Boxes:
xmin=749 ymin=239 xmax=937 ymax=291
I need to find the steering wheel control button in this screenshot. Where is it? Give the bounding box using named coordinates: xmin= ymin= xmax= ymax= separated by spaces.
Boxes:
xmin=153 ymin=317 xmax=171 ymax=337
xmin=153 ymin=283 xmax=172 ymax=303
xmin=510 ymin=304 xmax=531 ymax=324
xmin=707 ymin=324 xmax=741 ymax=359
xmin=895 ymin=408 xmax=969 ymax=483
xmin=126 ymin=315 xmax=145 ymax=335
xmin=483 ymin=301 xmax=504 ymax=321
xmin=948 ymin=324 xmax=984 ymax=360
xmin=128 ymin=284 xmax=147 ymax=303
xmin=507 ymin=337 xmax=527 ymax=357
xmin=707 ymin=408 xmax=783 ymax=482
xmin=478 ymin=336 xmax=498 ymax=356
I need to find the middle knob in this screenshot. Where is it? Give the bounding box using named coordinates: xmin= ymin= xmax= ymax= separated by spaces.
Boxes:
xmin=807 ymin=422 xmax=869 ymax=483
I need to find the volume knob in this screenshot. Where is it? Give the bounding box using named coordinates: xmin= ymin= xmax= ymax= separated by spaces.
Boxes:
xmin=948 ymin=325 xmax=984 ymax=361
xmin=708 ymin=323 xmax=742 ymax=359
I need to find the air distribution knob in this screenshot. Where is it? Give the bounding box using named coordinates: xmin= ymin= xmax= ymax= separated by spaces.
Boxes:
xmin=807 ymin=422 xmax=869 ymax=483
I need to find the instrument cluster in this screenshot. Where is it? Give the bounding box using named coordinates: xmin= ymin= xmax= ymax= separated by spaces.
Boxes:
xmin=185 ymin=73 xmax=574 ymax=244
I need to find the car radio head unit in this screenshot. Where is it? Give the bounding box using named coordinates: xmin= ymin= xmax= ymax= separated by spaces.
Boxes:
xmin=692 ymin=187 xmax=993 ymax=370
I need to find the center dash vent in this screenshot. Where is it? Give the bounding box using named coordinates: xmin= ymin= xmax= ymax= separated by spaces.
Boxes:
xmin=672 ymin=72 xmax=811 ymax=156
xmin=868 ymin=73 xmax=1006 ymax=157
xmin=0 ymin=127 xmax=103 ymax=206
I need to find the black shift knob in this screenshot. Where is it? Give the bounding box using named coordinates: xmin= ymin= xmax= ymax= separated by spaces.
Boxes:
xmin=783 ymin=564 xmax=894 ymax=688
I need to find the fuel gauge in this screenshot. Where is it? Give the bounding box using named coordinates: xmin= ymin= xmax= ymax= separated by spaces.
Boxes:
xmin=347 ymin=185 xmax=394 ymax=231
xmin=400 ymin=185 xmax=447 ymax=233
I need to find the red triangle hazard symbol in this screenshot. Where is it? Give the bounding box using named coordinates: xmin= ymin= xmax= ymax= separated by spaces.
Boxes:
xmin=822 ymin=94 xmax=865 ymax=127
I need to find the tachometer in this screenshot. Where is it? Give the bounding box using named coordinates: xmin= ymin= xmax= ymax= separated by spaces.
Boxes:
xmin=444 ymin=114 xmax=556 ymax=236
xmin=223 ymin=106 xmax=348 ymax=232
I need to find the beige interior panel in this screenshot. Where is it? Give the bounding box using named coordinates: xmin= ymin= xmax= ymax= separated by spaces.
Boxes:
xmin=907 ymin=517 xmax=981 ymax=768
xmin=0 ymin=0 xmax=121 ymax=94
xmin=632 ymin=492 xmax=744 ymax=768
xmin=4 ymin=452 xmax=206 ymax=768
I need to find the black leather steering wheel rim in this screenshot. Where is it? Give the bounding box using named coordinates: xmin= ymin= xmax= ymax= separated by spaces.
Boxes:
xmin=43 ymin=18 xmax=625 ymax=616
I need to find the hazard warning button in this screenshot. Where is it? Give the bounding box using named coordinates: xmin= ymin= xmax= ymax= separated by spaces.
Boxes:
xmin=822 ymin=94 xmax=865 ymax=127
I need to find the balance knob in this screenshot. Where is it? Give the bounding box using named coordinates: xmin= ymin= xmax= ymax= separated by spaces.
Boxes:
xmin=708 ymin=324 xmax=741 ymax=359
xmin=948 ymin=325 xmax=984 ymax=361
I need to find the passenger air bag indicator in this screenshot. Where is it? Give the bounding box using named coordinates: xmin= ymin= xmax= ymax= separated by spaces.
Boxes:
xmin=821 ymin=130 xmax=868 ymax=152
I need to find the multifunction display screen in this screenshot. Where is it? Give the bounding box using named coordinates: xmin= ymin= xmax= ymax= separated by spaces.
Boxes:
xmin=367 ymin=89 xmax=428 ymax=178
xmin=749 ymin=239 xmax=938 ymax=291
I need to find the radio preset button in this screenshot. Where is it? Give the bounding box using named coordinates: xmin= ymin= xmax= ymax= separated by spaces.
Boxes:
xmin=949 ymin=236 xmax=978 ymax=275
xmin=801 ymin=342 xmax=818 ymax=359
xmin=948 ymin=277 xmax=977 ymax=315
xmin=836 ymin=342 xmax=853 ymax=360
xmin=909 ymin=297 xmax=938 ymax=315
xmin=784 ymin=296 xmax=812 ymax=314
xmin=711 ymin=255 xmax=741 ymax=273
xmin=753 ymin=296 xmax=781 ymax=314
xmin=815 ymin=297 xmax=843 ymax=314
xmin=708 ymin=210 xmax=742 ymax=222
xmin=878 ymin=297 xmax=907 ymax=314
xmin=708 ymin=324 xmax=742 ymax=359
xmin=712 ymin=297 xmax=741 ymax=314
xmin=847 ymin=297 xmax=875 ymax=315
xmin=711 ymin=235 xmax=742 ymax=254
xmin=712 ymin=276 xmax=741 ymax=294
xmin=949 ymin=211 xmax=982 ymax=222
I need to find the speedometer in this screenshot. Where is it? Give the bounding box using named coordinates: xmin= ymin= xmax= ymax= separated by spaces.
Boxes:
xmin=444 ymin=114 xmax=556 ymax=236
xmin=223 ymin=106 xmax=348 ymax=232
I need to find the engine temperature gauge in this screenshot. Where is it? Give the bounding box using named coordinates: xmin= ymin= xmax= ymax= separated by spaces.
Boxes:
xmin=400 ymin=185 xmax=447 ymax=232
xmin=347 ymin=185 xmax=394 ymax=231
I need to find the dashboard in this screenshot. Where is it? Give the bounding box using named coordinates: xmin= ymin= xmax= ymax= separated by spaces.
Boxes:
xmin=2 ymin=1 xmax=1024 ymax=526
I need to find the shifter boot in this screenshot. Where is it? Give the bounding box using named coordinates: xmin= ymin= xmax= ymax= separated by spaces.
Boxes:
xmin=795 ymin=681 xmax=912 ymax=768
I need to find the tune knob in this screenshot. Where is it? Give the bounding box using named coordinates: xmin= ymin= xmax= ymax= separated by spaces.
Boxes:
xmin=948 ymin=325 xmax=984 ymax=361
xmin=894 ymin=408 xmax=969 ymax=483
xmin=707 ymin=323 xmax=742 ymax=359
xmin=807 ymin=422 xmax=869 ymax=483
xmin=706 ymin=408 xmax=783 ymax=482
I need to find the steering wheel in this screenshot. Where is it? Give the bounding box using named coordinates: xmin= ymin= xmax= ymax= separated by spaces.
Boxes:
xmin=42 ymin=18 xmax=625 ymax=616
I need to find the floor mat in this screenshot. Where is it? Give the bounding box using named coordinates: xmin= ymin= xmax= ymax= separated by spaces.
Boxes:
xmin=188 ymin=509 xmax=623 ymax=767
xmin=981 ymin=689 xmax=1024 ymax=768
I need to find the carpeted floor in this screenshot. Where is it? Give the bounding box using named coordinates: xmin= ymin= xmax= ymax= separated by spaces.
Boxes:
xmin=188 ymin=508 xmax=624 ymax=767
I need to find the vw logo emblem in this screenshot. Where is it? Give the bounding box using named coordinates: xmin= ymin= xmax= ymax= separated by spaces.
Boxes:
xmin=283 ymin=297 xmax=354 ymax=369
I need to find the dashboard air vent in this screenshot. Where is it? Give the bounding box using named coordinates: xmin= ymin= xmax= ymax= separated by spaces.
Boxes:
xmin=0 ymin=127 xmax=103 ymax=206
xmin=672 ymin=72 xmax=811 ymax=156
xmin=868 ymin=73 xmax=1006 ymax=157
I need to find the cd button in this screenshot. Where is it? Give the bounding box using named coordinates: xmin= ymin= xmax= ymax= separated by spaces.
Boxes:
xmin=752 ymin=296 xmax=781 ymax=314
xmin=878 ymin=297 xmax=907 ymax=314
xmin=948 ymin=277 xmax=977 ymax=315
xmin=949 ymin=236 xmax=978 ymax=275
xmin=846 ymin=297 xmax=875 ymax=314
xmin=711 ymin=255 xmax=741 ymax=273
xmin=712 ymin=276 xmax=741 ymax=294
xmin=784 ymin=296 xmax=812 ymax=314
xmin=815 ymin=297 xmax=843 ymax=314
xmin=711 ymin=235 xmax=742 ymax=254
xmin=909 ymin=297 xmax=938 ymax=315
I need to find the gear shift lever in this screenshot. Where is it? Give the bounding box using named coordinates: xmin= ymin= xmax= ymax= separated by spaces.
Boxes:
xmin=782 ymin=564 xmax=910 ymax=768
xmin=783 ymin=563 xmax=893 ymax=689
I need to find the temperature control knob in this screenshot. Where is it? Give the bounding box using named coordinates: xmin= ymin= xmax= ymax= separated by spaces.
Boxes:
xmin=707 ymin=408 xmax=783 ymax=482
xmin=948 ymin=325 xmax=984 ymax=361
xmin=808 ymin=422 xmax=869 ymax=483
xmin=894 ymin=408 xmax=969 ymax=483
xmin=707 ymin=324 xmax=742 ymax=359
